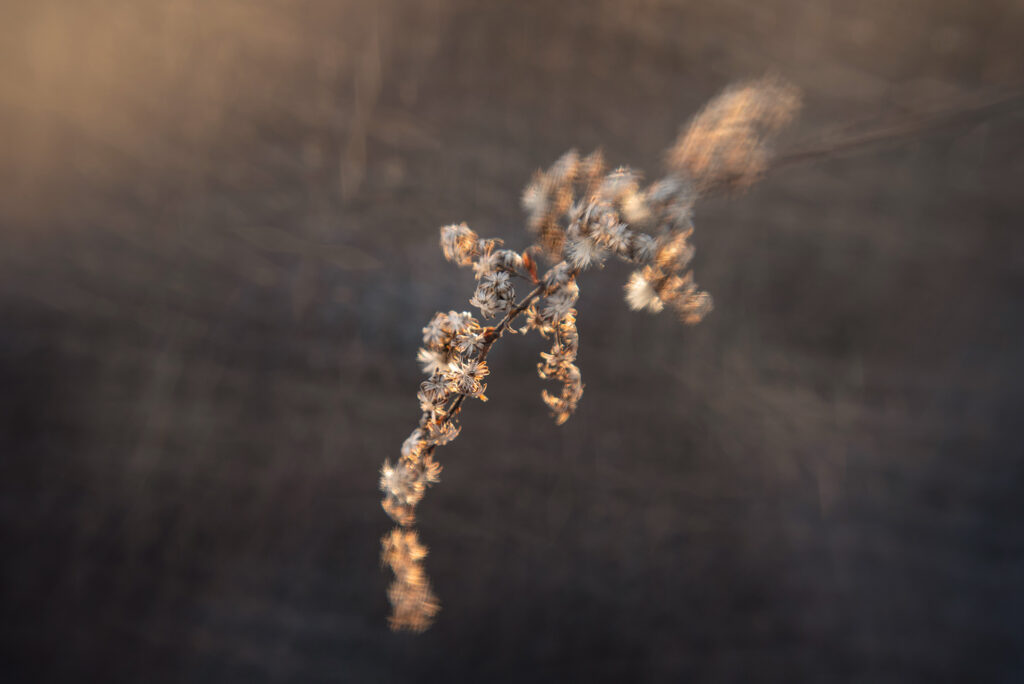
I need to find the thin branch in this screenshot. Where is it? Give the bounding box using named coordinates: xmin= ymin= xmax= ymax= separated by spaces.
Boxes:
xmin=444 ymin=283 xmax=546 ymax=418
xmin=769 ymin=84 xmax=1024 ymax=175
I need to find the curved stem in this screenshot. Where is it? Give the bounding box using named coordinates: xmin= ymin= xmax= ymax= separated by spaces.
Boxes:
xmin=445 ymin=282 xmax=545 ymax=418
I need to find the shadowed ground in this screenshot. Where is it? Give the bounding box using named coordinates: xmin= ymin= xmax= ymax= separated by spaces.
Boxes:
xmin=2 ymin=1 xmax=1023 ymax=681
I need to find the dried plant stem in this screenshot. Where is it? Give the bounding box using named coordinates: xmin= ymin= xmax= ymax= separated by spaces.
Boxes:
xmin=768 ymin=85 xmax=1024 ymax=176
xmin=422 ymin=282 xmax=546 ymax=427
xmin=380 ymin=78 xmax=1024 ymax=632
xmin=463 ymin=284 xmax=544 ymax=394
xmin=381 ymin=77 xmax=800 ymax=631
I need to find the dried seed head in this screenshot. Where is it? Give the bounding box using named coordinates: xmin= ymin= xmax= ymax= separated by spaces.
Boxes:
xmin=597 ymin=167 xmax=641 ymax=205
xmin=626 ymin=232 xmax=657 ymax=264
xmin=381 ymin=528 xmax=440 ymax=631
xmin=417 ymin=347 xmax=448 ymax=375
xmin=548 ymin=149 xmax=580 ymax=185
xmin=444 ymin=358 xmax=490 ymax=398
xmin=542 ymin=262 xmax=573 ymax=291
xmin=440 ymin=223 xmax=480 ymax=266
xmin=655 ymin=230 xmax=696 ymax=272
xmin=565 ymin=233 xmax=607 ymax=270
xmin=541 ymin=280 xmax=579 ymax=322
xmin=401 ymin=429 xmax=427 ymax=461
xmin=673 ymin=289 xmax=714 ymax=325
xmin=425 ymin=419 xmax=460 ymax=446
xmin=667 ymin=77 xmax=801 ymax=191
xmin=625 ymin=267 xmax=665 ymax=313
xmin=422 ymin=314 xmax=450 ymax=349
xmin=453 ymin=329 xmax=487 ymax=357
xmin=445 ymin=310 xmax=479 ymax=335
xmin=382 ymin=498 xmax=417 ymax=527
xmin=470 ymin=270 xmax=516 ymax=318
xmin=595 ymin=219 xmax=631 ymax=254
xmin=380 ymin=459 xmax=426 ymax=509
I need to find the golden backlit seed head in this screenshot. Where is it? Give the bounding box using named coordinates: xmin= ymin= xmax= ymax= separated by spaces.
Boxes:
xmin=625 ymin=268 xmax=665 ymax=313
xmin=668 ymin=76 xmax=801 ymax=190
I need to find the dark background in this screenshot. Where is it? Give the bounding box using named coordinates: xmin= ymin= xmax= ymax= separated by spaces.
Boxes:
xmin=2 ymin=1 xmax=1023 ymax=681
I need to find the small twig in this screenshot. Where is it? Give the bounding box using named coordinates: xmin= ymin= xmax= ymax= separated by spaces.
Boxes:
xmin=445 ymin=283 xmax=546 ymax=417
xmin=770 ymin=85 xmax=1024 ymax=175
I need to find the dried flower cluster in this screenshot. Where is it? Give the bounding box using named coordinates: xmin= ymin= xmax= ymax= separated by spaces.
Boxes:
xmin=379 ymin=528 xmax=439 ymax=631
xmin=379 ymin=77 xmax=800 ymax=631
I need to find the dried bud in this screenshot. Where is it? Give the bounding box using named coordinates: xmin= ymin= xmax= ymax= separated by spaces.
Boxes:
xmin=541 ymin=280 xmax=579 ymax=322
xmin=444 ymin=358 xmax=490 ymax=398
xmin=416 ymin=347 xmax=448 ymax=375
xmin=470 ymin=271 xmax=515 ymax=318
xmin=542 ymin=262 xmax=573 ymax=291
xmin=453 ymin=329 xmax=487 ymax=357
xmin=565 ymin=232 xmax=607 ymax=270
xmin=626 ymin=232 xmax=657 ymax=264
xmin=625 ymin=266 xmax=665 ymax=313
xmin=440 ymin=223 xmax=480 ymax=266
xmin=425 ymin=418 xmax=460 ymax=446
xmin=655 ymin=229 xmax=696 ymax=272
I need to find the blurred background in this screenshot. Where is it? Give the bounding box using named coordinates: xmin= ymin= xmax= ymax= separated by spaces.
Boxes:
xmin=2 ymin=0 xmax=1023 ymax=681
